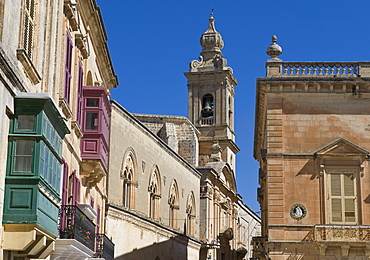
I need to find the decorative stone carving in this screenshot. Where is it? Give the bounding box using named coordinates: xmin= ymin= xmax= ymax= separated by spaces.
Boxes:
xmin=210 ymin=141 xmax=222 ymax=162
xmin=200 ymin=185 xmax=213 ymax=199
xmin=190 ymin=56 xmax=204 ymax=69
xmin=266 ymin=35 xmax=282 ymax=60
xmin=200 ymin=16 xmax=224 ymax=53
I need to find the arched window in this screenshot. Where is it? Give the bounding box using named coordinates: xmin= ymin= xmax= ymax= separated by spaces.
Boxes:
xmin=121 ymin=150 xmax=137 ymax=209
xmin=201 ymin=94 xmax=214 ymax=118
xmin=168 ymin=180 xmax=179 ymax=229
xmin=148 ymin=167 xmax=161 ymax=220
xmin=186 ymin=192 xmax=196 ymax=236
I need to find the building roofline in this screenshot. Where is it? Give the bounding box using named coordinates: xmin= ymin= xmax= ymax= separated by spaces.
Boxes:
xmin=111 ymin=100 xmax=202 ymax=179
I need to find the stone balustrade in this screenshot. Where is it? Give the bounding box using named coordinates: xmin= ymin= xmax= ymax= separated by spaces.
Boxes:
xmin=200 ymin=118 xmax=214 ymax=126
xmin=266 ymin=61 xmax=370 ymax=77
xmin=282 ymin=62 xmax=358 ymax=76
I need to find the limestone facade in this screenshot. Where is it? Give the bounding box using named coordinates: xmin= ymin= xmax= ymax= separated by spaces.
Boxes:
xmin=0 ymin=0 xmax=117 ymax=259
xmin=253 ymin=36 xmax=370 ymax=259
xmin=107 ymin=102 xmax=202 ymax=259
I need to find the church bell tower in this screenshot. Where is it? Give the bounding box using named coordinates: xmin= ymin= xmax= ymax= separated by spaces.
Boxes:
xmin=184 ymin=15 xmax=239 ymax=171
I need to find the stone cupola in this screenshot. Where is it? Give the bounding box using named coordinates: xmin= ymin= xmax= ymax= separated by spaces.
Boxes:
xmin=189 ymin=15 xmax=231 ymax=72
xmin=200 ymin=15 xmax=224 ymax=58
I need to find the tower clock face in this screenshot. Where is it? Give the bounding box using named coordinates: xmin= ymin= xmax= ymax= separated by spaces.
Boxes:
xmin=290 ymin=204 xmax=307 ymax=220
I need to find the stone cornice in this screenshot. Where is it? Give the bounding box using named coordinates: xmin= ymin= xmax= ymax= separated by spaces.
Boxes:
xmin=0 ymin=48 xmax=26 ymax=94
xmin=184 ymin=69 xmax=238 ymax=86
xmin=78 ymin=0 xmax=118 ymax=89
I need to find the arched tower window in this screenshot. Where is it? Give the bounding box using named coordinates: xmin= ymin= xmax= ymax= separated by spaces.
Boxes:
xmin=201 ymin=94 xmax=214 ymax=118
xmin=186 ymin=192 xmax=196 ymax=236
xmin=121 ymin=150 xmax=137 ymax=209
xmin=148 ymin=167 xmax=161 ymax=220
xmin=168 ymin=180 xmax=179 ymax=229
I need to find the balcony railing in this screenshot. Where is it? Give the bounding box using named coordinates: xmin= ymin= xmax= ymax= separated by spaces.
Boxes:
xmin=313 ymin=225 xmax=370 ymax=242
xmin=59 ymin=205 xmax=96 ymax=251
xmin=95 ymin=234 xmax=115 ymax=260
xmin=280 ymin=62 xmax=359 ymax=77
xmin=200 ymin=117 xmax=214 ymax=126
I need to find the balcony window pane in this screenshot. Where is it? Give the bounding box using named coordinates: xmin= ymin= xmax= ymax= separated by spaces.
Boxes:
xmin=331 ymin=198 xmax=342 ymax=222
xmin=85 ymin=112 xmax=99 ymax=130
xmin=344 ymin=174 xmax=354 ymax=196
xmin=14 ymin=140 xmax=33 ymax=172
xmin=18 ymin=115 xmax=34 ymax=131
xmin=345 ymin=198 xmax=356 ymax=222
xmin=86 ymin=99 xmax=99 ymax=107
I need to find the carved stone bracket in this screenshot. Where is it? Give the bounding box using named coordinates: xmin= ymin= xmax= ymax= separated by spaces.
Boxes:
xmin=317 ymin=244 xmax=327 ymax=259
xmin=71 ymin=120 xmax=83 ymax=139
xmin=200 ymin=185 xmax=213 ymax=199
xmin=16 ymin=49 xmax=41 ymax=84
xmin=63 ymin=0 xmax=79 ymax=31
xmin=59 ymin=98 xmax=73 ymax=119
xmin=341 ymin=245 xmax=350 ymax=259
xmin=80 ymin=159 xmax=107 ymax=189
xmin=75 ymin=34 xmax=89 ymax=59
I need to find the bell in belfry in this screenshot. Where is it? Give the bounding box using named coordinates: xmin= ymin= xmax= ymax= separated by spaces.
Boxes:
xmin=203 ymin=98 xmax=212 ymax=111
xmin=202 ymin=97 xmax=213 ymax=117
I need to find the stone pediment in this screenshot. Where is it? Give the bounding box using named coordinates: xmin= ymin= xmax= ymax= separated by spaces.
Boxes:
xmin=315 ymin=138 xmax=369 ymax=160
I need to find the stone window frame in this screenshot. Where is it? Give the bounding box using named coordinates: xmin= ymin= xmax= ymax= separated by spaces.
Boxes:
xmin=17 ymin=0 xmax=41 ymax=84
xmin=120 ymin=148 xmax=138 ymax=209
xmin=148 ymin=166 xmax=161 ymax=220
xmin=186 ymin=191 xmax=196 ymax=236
xmin=316 ymin=138 xmax=367 ymax=225
xmin=325 ymin=167 xmax=359 ymax=225
xmin=168 ymin=179 xmax=179 ymax=229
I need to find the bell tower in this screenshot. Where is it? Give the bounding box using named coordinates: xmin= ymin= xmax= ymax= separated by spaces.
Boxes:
xmin=185 ymin=15 xmax=239 ymax=170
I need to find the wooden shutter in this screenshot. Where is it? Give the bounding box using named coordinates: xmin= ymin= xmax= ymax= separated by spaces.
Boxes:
xmin=329 ymin=172 xmax=357 ymax=224
xmin=76 ymin=63 xmax=84 ymax=125
xmin=24 ymin=0 xmax=35 ymax=58
xmin=344 ymin=174 xmax=356 ymax=223
xmin=72 ymin=170 xmax=80 ymax=205
xmin=61 ymin=159 xmax=69 ymax=205
xmin=64 ymin=33 xmax=73 ymax=104
xmin=60 ymin=159 xmax=69 ymax=231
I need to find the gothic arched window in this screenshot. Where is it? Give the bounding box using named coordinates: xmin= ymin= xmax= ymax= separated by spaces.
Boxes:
xmin=186 ymin=192 xmax=196 ymax=236
xmin=121 ymin=150 xmax=137 ymax=209
xmin=148 ymin=167 xmax=161 ymax=220
xmin=168 ymin=180 xmax=179 ymax=229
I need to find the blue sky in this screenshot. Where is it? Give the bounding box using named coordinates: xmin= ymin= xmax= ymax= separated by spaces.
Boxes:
xmin=96 ymin=1 xmax=370 ymax=212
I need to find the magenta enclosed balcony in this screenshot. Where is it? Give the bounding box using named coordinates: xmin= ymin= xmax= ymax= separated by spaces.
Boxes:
xmin=80 ymin=86 xmax=111 ymax=188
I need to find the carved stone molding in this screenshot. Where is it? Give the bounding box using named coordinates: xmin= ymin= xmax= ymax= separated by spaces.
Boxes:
xmin=16 ymin=49 xmax=41 ymax=84
xmin=71 ymin=120 xmax=83 ymax=139
xmin=63 ymin=0 xmax=79 ymax=31
xmin=75 ymin=34 xmax=89 ymax=59
xmin=59 ymin=98 xmax=73 ymax=119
